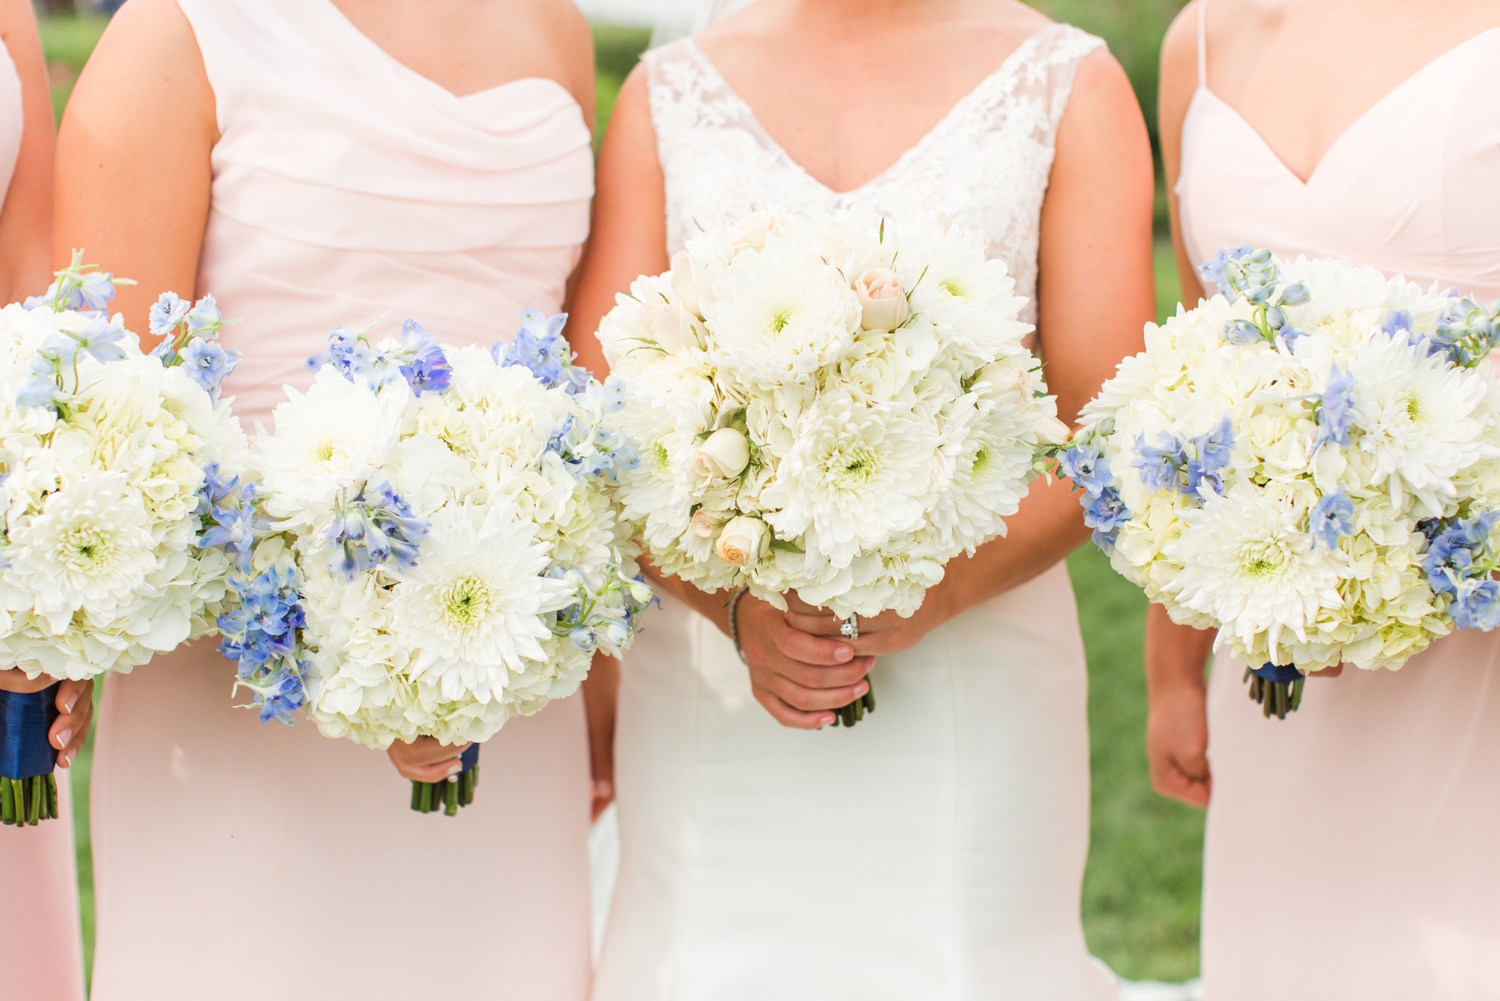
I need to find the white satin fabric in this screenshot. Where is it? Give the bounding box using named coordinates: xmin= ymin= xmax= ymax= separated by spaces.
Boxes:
xmin=87 ymin=1 xmax=597 ymax=997
xmin=1178 ymin=7 xmax=1500 ymax=998
xmin=0 ymin=34 xmax=88 ymax=1001
xmin=595 ymin=27 xmax=1118 ymax=1001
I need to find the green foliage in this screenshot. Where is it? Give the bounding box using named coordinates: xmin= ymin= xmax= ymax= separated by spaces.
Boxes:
xmin=593 ymin=26 xmax=651 ymax=149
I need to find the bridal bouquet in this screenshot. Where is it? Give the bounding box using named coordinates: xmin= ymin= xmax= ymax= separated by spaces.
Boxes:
xmin=597 ymin=212 xmax=1067 ymax=726
xmin=0 ymin=255 xmax=247 ymax=825
xmin=202 ymin=310 xmax=650 ymax=815
xmin=1067 ymin=247 xmax=1500 ymax=717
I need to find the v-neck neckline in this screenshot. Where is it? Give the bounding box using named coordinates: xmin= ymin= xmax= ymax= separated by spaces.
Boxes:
xmin=685 ymin=24 xmax=1058 ymax=198
xmin=316 ymin=0 xmax=575 ymax=106
xmin=1197 ymin=25 xmax=1500 ymax=188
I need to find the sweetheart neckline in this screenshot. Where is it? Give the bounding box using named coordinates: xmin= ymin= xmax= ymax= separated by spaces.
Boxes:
xmin=1190 ymin=26 xmax=1500 ymax=189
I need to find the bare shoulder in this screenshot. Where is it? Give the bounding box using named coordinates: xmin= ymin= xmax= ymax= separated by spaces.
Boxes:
xmin=0 ymin=0 xmax=39 ymax=47
xmin=1066 ymin=45 xmax=1141 ymax=124
xmin=64 ymin=0 xmax=213 ymax=139
xmin=532 ymin=0 xmax=595 ymax=116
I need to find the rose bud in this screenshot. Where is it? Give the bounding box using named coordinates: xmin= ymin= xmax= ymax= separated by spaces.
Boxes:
xmin=669 ymin=250 xmax=703 ymax=317
xmin=715 ymin=515 xmax=767 ymax=568
xmin=692 ymin=427 xmax=751 ymax=481
xmin=690 ymin=508 xmax=729 ymax=538
xmin=855 ymin=267 xmax=910 ymax=331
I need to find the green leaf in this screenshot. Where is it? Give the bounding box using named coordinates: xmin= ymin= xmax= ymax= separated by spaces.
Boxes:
xmin=768 ymin=538 xmax=804 ymax=554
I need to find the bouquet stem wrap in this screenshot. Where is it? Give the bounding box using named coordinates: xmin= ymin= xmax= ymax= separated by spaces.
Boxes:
xmin=0 ymin=684 xmax=60 ymax=826
xmin=1244 ymin=663 xmax=1305 ymax=720
xmin=410 ymin=743 xmax=480 ymax=817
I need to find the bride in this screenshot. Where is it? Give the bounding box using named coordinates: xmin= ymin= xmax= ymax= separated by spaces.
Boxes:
xmin=569 ymin=0 xmax=1154 ymax=996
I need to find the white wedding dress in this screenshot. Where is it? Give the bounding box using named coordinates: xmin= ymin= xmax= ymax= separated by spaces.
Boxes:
xmin=595 ymin=24 xmax=1118 ymax=1001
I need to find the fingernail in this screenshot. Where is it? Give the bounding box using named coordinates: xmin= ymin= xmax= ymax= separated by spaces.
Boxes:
xmin=446 ymin=763 xmax=462 ymax=777
xmin=855 ymin=682 xmax=869 ymax=697
xmin=60 ymin=750 xmax=74 ymax=768
xmin=65 ymin=694 xmax=79 ymax=713
xmin=54 ymin=728 xmax=72 ymax=750
xmin=835 ymin=645 xmax=852 ymax=661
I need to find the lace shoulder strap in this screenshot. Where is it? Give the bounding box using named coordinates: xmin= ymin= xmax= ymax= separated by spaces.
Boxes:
xmin=643 ymin=40 xmax=757 ymax=167
xmin=955 ymin=23 xmax=1105 ymax=156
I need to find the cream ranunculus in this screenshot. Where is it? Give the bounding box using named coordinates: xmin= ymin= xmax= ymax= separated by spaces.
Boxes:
xmin=855 ymin=268 xmax=910 ymax=331
xmin=693 ymin=427 xmax=751 ymax=482
xmin=715 ymin=515 xmax=766 ymax=568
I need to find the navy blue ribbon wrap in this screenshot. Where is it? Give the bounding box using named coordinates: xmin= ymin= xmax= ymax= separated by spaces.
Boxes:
xmin=1252 ymin=662 xmax=1304 ymax=684
xmin=0 ymin=683 xmax=60 ymax=781
xmin=459 ymin=743 xmax=480 ymax=774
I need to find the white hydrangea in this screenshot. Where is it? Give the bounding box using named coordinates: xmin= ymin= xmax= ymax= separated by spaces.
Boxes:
xmin=598 ymin=211 xmax=1066 ymax=618
xmin=1070 ymin=250 xmax=1500 ymax=675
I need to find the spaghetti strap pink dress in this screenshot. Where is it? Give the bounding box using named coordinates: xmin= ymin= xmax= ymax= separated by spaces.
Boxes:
xmin=87 ymin=1 xmax=595 ymax=997
xmin=1177 ymin=7 xmax=1500 ymax=998
xmin=0 ymin=33 xmax=87 ymax=1001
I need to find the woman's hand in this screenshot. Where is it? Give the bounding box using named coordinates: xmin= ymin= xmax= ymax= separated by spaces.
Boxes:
xmin=0 ymin=671 xmax=94 ymax=768
xmin=1146 ymin=682 xmax=1211 ymax=808
xmin=783 ymin=592 xmax=951 ymax=659
xmin=736 ymin=595 xmax=873 ymax=730
xmin=387 ymin=736 xmax=470 ymax=784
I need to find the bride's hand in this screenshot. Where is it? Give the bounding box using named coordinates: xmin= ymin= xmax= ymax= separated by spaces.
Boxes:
xmin=736 ymin=595 xmax=873 ymax=730
xmin=782 ymin=593 xmax=949 ymax=658
xmin=388 ymin=736 xmax=471 ymax=784
xmin=0 ymin=671 xmax=94 ymax=768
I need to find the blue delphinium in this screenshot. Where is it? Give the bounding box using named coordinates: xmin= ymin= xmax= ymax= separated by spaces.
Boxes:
xmin=149 ymin=292 xmax=192 ymax=335
xmin=498 ymin=308 xmax=590 ymax=394
xmin=549 ymin=563 xmax=656 ymax=653
xmin=1422 ymin=297 xmax=1500 ymax=368
xmin=196 ymin=466 xmax=308 ymax=724
xmin=1417 ymin=511 xmax=1500 ymax=632
xmin=1200 ymin=247 xmax=1311 ymax=345
xmin=1308 ymin=487 xmax=1355 ymax=549
xmin=1313 ymin=365 xmax=1358 ymax=449
xmin=180 ymin=338 xmax=242 ymax=398
xmin=16 ymin=314 xmax=132 ymax=412
xmin=1061 ymin=429 xmax=1132 ymax=552
xmin=1131 ymin=418 xmax=1233 ymax=499
xmin=325 ymin=480 xmax=429 ymax=580
xmin=546 ymin=378 xmax=638 ymax=480
xmin=23 ymin=250 xmax=130 ymax=315
xmin=396 ymin=320 xmax=452 ymax=396
xmin=308 ymin=321 xmax=451 ymax=397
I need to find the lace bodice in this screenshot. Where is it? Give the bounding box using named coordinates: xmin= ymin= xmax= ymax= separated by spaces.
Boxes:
xmin=644 ymin=24 xmax=1103 ymax=324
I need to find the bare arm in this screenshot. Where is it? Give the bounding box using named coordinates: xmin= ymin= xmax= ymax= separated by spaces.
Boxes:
xmin=0 ymin=0 xmax=55 ymax=302
xmin=52 ymin=0 xmax=216 ymax=331
xmin=790 ymin=49 xmax=1156 ymax=655
xmin=1141 ymin=4 xmax=1217 ymax=808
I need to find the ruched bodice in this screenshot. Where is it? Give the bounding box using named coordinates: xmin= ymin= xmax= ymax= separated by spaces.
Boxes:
xmin=1178 ymin=26 xmax=1500 ymax=300
xmin=1177 ymin=8 xmax=1500 ymax=999
xmin=87 ymin=4 xmax=595 ymax=998
xmin=183 ymin=0 xmax=593 ymax=422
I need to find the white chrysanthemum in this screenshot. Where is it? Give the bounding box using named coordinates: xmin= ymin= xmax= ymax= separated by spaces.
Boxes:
xmin=257 ymin=366 xmax=406 ymax=523
xmin=1164 ymin=491 xmax=1344 ymax=661
xmin=387 ymin=504 xmax=574 ymax=702
xmin=1347 ymin=333 xmax=1493 ymax=515
xmin=702 ymin=234 xmax=860 ymax=385
xmin=763 ymin=392 xmax=939 ymax=568
xmin=896 ymin=221 xmax=1031 ymax=365
xmin=3 ymin=472 xmax=155 ymax=633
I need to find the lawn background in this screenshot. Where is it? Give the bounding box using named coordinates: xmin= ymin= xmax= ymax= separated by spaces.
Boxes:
xmin=40 ymin=5 xmax=1198 ymax=987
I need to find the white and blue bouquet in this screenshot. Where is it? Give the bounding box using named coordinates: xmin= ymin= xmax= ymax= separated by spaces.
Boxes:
xmin=1067 ymin=248 xmax=1500 ymax=718
xmin=0 ymin=254 xmax=247 ymax=825
xmin=202 ymin=310 xmax=650 ymax=815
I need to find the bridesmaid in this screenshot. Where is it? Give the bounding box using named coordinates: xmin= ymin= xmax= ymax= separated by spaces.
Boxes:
xmin=55 ymin=0 xmax=600 ymax=996
xmin=0 ymin=1 xmax=90 ymax=997
xmin=1153 ymin=1 xmax=1500 ymax=997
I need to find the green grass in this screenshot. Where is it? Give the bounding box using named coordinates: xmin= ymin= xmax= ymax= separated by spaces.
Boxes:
xmin=38 ymin=14 xmax=108 ymax=120
xmin=48 ymin=13 xmax=1204 ymax=988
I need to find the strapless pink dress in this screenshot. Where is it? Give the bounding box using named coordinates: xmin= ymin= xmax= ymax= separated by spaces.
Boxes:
xmin=0 ymin=32 xmax=87 ymax=1001
xmin=87 ymin=1 xmax=596 ymax=997
xmin=1177 ymin=9 xmax=1500 ymax=998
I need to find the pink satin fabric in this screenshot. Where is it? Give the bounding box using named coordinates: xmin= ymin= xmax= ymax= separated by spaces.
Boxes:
xmin=1178 ymin=17 xmax=1500 ymax=1000
xmin=87 ymin=1 xmax=597 ymax=997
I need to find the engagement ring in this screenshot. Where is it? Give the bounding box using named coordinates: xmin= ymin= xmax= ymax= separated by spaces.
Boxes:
xmin=840 ymin=615 xmax=859 ymax=640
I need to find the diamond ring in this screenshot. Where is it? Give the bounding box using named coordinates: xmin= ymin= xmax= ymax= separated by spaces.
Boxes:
xmin=840 ymin=615 xmax=859 ymax=640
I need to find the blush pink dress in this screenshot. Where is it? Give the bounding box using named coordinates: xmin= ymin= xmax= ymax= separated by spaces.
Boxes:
xmin=0 ymin=33 xmax=87 ymax=1001
xmin=87 ymin=1 xmax=595 ymax=997
xmin=1177 ymin=6 xmax=1500 ymax=998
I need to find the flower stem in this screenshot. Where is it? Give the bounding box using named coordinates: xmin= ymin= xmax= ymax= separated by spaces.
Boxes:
xmin=831 ymin=680 xmax=877 ymax=728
